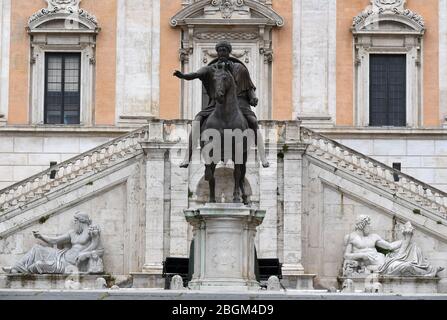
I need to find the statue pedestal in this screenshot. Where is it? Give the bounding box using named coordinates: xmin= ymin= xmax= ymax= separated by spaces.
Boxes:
xmin=184 ymin=203 xmax=265 ymax=291
xmin=0 ymin=274 xmax=113 ymax=290
xmin=338 ymin=275 xmax=440 ymax=294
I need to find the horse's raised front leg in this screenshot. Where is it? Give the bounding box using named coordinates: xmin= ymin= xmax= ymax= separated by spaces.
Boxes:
xmin=205 ymin=164 xmax=217 ymax=203
xmin=233 ymin=164 xmax=242 ymax=203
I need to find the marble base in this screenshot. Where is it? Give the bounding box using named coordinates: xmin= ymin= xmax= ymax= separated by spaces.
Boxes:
xmin=0 ymin=274 xmax=113 ymax=290
xmin=184 ymin=203 xmax=266 ymax=292
xmin=130 ymin=273 xmax=165 ymax=289
xmin=280 ymin=274 xmax=316 ymax=290
xmin=338 ymin=275 xmax=440 ymax=294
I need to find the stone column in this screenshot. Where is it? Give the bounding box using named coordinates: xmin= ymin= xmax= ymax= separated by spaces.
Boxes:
xmin=293 ymin=0 xmax=336 ymax=126
xmin=116 ymin=0 xmax=160 ymax=125
xmin=281 ymin=122 xmax=306 ymax=280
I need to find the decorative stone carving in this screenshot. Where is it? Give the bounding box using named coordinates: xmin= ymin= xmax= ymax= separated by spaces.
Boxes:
xmin=29 ymin=0 xmax=98 ymax=27
xmin=95 ymin=277 xmax=107 ymax=289
xmin=65 ymin=279 xmax=82 ymax=290
xmin=343 ymin=217 xmax=444 ymax=279
xmin=267 ymin=276 xmax=281 ymax=291
xmin=342 ymin=215 xmax=401 ymax=276
xmin=47 ymin=0 xmax=80 ymax=12
xmin=378 ymin=222 xmax=444 ymax=277
xmin=195 ymin=32 xmax=258 ymax=41
xmin=205 ymin=0 xmax=249 ymax=19
xmin=365 ymin=281 xmax=383 ymax=293
xmin=170 ymin=275 xmax=185 ymax=290
xmin=341 ymin=279 xmax=355 ymax=293
xmin=353 ymin=0 xmax=424 ymax=28
xmin=202 ymin=48 xmax=250 ymax=64
xmin=170 ymin=0 xmax=284 ymax=27
xmin=2 ymin=212 xmax=105 ymax=275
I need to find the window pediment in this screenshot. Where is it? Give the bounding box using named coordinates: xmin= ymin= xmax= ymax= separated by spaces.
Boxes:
xmin=170 ymin=0 xmax=284 ymax=27
xmin=28 ymin=0 xmax=99 ymax=34
xmin=352 ymin=0 xmax=424 ymax=35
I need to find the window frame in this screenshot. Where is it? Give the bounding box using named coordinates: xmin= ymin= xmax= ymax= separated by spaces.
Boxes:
xmin=354 ymin=40 xmax=422 ymax=128
xmin=44 ymin=52 xmax=82 ymax=125
xmin=369 ymin=53 xmax=407 ymax=127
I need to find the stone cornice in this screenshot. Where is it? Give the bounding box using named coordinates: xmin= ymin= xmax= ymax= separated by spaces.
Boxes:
xmin=170 ymin=0 xmax=284 ymax=27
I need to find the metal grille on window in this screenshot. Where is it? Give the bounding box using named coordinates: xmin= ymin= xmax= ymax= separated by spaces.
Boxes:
xmin=45 ymin=53 xmax=81 ymax=124
xmin=369 ymin=54 xmax=406 ymax=127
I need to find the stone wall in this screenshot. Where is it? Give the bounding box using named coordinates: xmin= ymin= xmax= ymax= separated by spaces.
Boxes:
xmin=0 ymin=132 xmax=119 ymax=189
xmin=337 ymin=137 xmax=447 ymax=192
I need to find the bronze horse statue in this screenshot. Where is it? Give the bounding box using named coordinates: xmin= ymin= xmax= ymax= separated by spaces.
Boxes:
xmin=201 ymin=63 xmax=250 ymax=204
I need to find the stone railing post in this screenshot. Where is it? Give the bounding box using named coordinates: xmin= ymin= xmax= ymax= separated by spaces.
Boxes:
xmin=140 ymin=120 xmax=168 ymax=279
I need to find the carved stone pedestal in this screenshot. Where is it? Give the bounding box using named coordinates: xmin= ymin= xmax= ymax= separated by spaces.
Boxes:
xmin=184 ymin=203 xmax=265 ymax=291
xmin=338 ymin=276 xmax=440 ymax=294
xmin=0 ymin=274 xmax=113 ymax=290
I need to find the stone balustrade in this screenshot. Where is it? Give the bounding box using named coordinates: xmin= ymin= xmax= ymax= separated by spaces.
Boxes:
xmin=0 ymin=126 xmax=148 ymax=213
xmin=301 ymin=127 xmax=447 ymax=219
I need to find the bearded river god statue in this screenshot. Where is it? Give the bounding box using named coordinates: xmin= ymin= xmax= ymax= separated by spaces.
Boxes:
xmin=2 ymin=212 xmax=104 ymax=275
xmin=343 ymin=215 xmax=444 ymax=278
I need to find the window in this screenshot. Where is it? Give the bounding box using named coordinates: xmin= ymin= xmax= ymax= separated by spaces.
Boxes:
xmin=352 ymin=1 xmax=424 ymax=128
xmin=369 ymin=54 xmax=406 ymax=127
xmin=44 ymin=53 xmax=81 ymax=125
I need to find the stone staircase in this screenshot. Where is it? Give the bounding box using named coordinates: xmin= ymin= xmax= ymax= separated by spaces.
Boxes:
xmin=301 ymin=127 xmax=447 ymax=226
xmin=1 ymin=125 xmax=446 ymax=223
xmin=0 ymin=126 xmax=148 ymax=215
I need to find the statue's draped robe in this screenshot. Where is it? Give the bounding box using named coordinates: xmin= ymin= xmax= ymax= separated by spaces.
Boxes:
xmin=379 ymin=242 xmax=438 ymax=277
xmin=12 ymin=244 xmax=72 ymax=274
xmin=196 ymin=59 xmax=257 ymax=120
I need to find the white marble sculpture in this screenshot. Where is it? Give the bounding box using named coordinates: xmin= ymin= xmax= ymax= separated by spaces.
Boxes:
xmin=343 ymin=215 xmax=401 ymax=276
xmin=3 ymin=212 xmax=104 ymax=275
xmin=267 ymin=276 xmax=281 ymax=291
xmin=378 ymin=222 xmax=444 ymax=277
xmin=170 ymin=275 xmax=185 ymax=290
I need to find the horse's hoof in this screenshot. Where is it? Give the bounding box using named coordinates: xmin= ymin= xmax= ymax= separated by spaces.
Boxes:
xmin=209 ymin=199 xmax=216 ymax=203
xmin=262 ymin=161 xmax=270 ymax=168
xmin=233 ymin=198 xmax=241 ymax=203
xmin=242 ymin=196 xmax=249 ymax=205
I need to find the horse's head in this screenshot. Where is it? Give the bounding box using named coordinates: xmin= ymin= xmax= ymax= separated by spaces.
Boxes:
xmin=212 ymin=63 xmax=234 ymax=104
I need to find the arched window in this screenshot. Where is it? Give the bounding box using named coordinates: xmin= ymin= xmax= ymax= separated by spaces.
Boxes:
xmin=352 ymin=0 xmax=424 ymax=127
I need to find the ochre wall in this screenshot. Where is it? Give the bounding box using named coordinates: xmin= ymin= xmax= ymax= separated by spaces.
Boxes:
xmin=8 ymin=1 xmax=41 ymax=124
xmin=8 ymin=0 xmax=117 ymax=125
xmin=336 ymin=0 xmax=440 ymax=126
xmin=159 ymin=0 xmax=182 ymax=119
xmin=82 ymin=0 xmax=117 ymax=125
xmin=272 ymin=0 xmax=293 ymax=120
xmin=336 ymin=0 xmax=367 ymax=126
xmin=412 ymin=0 xmax=439 ymax=127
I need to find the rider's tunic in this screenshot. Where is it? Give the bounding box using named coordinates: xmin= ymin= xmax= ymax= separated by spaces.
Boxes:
xmin=195 ymin=60 xmax=257 ymax=120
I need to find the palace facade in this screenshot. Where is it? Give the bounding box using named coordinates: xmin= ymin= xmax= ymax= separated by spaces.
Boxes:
xmin=0 ymin=0 xmax=446 ymax=291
